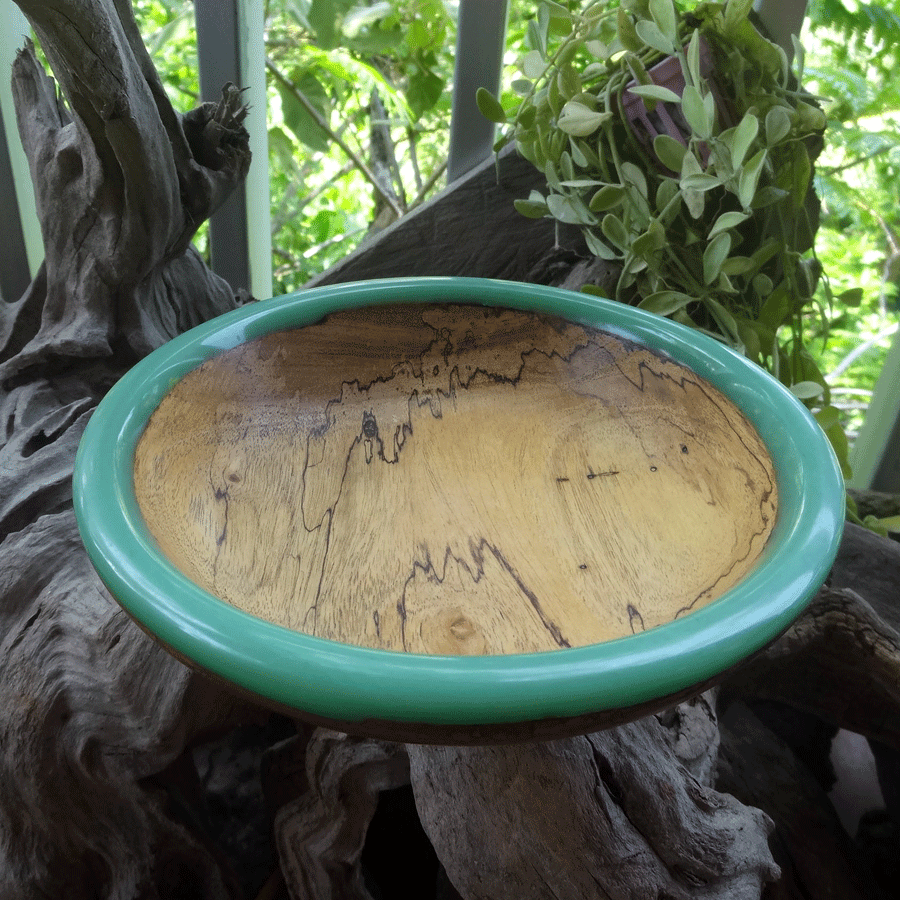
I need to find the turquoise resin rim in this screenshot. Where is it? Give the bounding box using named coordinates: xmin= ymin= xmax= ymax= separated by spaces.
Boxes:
xmin=73 ymin=277 xmax=844 ymax=727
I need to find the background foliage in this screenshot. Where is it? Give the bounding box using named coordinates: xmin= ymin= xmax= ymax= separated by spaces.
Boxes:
xmin=132 ymin=0 xmax=898 ymax=456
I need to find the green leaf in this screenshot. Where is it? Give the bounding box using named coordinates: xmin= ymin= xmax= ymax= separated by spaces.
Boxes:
xmin=522 ymin=50 xmax=545 ymax=79
xmin=723 ymin=0 xmax=754 ymax=33
xmin=686 ymin=29 xmax=702 ymax=84
xmin=752 ymin=273 xmax=774 ymax=298
xmin=681 ymin=173 xmax=722 ymax=192
xmin=838 ymin=287 xmax=864 ymax=307
xmin=407 ymin=71 xmax=444 ymax=118
xmin=601 ymin=213 xmax=629 ymax=250
xmin=309 ymin=0 xmax=339 ymax=49
xmin=639 ymin=291 xmax=694 ymax=315
xmin=720 ymin=255 xmax=754 ymax=275
xmin=681 ymin=85 xmax=711 ymax=139
xmin=730 ymin=112 xmax=759 ymax=169
xmin=759 ymin=286 xmax=790 ymax=329
xmin=814 ymin=406 xmax=841 ymax=431
xmin=547 ymin=193 xmax=594 ymax=225
xmin=278 ymin=80 xmax=330 ymax=153
xmin=620 ymin=161 xmax=648 ymax=199
xmin=791 ymin=142 xmax=813 ymax=206
xmin=557 ymin=64 xmax=582 ymax=100
xmin=704 ymin=296 xmax=741 ymax=345
xmin=751 ymin=186 xmax=789 ymax=209
xmin=790 ymin=381 xmax=825 ymax=400
xmin=627 ymin=84 xmax=682 ymax=105
xmin=635 ymin=19 xmax=677 ymax=55
xmin=589 ymin=184 xmax=625 ymax=211
xmin=709 ymin=211 xmax=749 ymax=238
xmin=528 ymin=16 xmax=548 ymax=57
xmin=649 ymin=0 xmax=678 ymax=41
xmin=617 ymin=9 xmax=642 ymax=52
xmin=514 ymin=191 xmax=549 ymax=218
xmin=735 ymin=317 xmax=761 ymax=361
xmin=653 ymin=134 xmax=687 ymax=172
xmin=584 ymin=229 xmax=620 ymax=260
xmin=703 ymin=232 xmax=732 ymax=284
xmin=738 ymin=148 xmax=768 ymax=209
xmin=633 ymin=220 xmax=667 ymax=256
xmin=475 ymin=87 xmax=507 ymax=124
xmin=570 ymin=139 xmax=589 ymax=168
xmin=557 ymin=101 xmax=611 ymax=136
xmin=765 ymin=107 xmax=792 ymax=146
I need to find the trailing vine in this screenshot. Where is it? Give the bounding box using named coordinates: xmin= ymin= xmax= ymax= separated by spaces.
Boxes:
xmin=478 ymin=0 xmax=856 ymax=478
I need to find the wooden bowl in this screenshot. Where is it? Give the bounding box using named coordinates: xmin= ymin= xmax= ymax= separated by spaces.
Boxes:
xmin=74 ymin=278 xmax=844 ymax=744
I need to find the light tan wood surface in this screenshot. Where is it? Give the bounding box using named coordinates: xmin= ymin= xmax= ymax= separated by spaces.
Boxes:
xmin=134 ymin=303 xmax=778 ymax=655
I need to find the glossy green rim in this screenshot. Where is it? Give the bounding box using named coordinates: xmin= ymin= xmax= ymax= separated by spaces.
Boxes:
xmin=73 ymin=277 xmax=844 ymax=727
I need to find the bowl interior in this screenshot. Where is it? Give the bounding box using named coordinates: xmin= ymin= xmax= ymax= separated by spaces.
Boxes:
xmin=134 ymin=301 xmax=778 ymax=657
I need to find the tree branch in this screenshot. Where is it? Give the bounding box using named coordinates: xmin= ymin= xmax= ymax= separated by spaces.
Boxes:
xmin=265 ymin=57 xmax=404 ymax=220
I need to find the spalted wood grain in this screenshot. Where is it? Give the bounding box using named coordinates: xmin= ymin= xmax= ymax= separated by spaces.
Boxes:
xmin=135 ymin=302 xmax=777 ymax=655
xmin=407 ymin=704 xmax=779 ymax=900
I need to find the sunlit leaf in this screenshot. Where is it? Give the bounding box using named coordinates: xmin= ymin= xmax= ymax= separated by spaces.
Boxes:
xmin=557 ymin=101 xmax=612 ymax=136
xmin=681 ymin=85 xmax=711 ymax=139
xmin=627 ymin=84 xmax=682 ymax=105
xmin=639 ymin=291 xmax=695 ymax=315
xmin=635 ymin=19 xmax=677 ymax=55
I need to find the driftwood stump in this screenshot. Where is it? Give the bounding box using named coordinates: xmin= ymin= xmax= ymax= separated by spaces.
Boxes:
xmin=1 ymin=2 xmax=258 ymax=897
xmin=2 ymin=2 xmax=900 ymax=899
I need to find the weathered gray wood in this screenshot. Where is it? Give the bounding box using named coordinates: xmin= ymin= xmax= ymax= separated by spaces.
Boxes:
xmin=273 ymin=730 xmax=411 ymax=900
xmin=1 ymin=1 xmax=249 ymax=382
xmin=0 ymin=512 xmax=254 ymax=899
xmin=408 ymin=703 xmax=779 ymax=900
xmin=0 ymin=2 xmax=260 ymax=897
xmin=717 ymin=701 xmax=876 ymax=900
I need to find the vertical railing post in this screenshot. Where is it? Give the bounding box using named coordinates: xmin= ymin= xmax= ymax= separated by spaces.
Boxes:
xmin=753 ymin=0 xmax=808 ymax=57
xmin=195 ymin=0 xmax=272 ymax=299
xmin=0 ymin=0 xmax=42 ymax=300
xmin=447 ymin=0 xmax=509 ymax=182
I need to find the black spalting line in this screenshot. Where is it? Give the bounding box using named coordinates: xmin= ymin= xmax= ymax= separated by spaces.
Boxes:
xmin=587 ymin=467 xmax=619 ymax=480
xmin=397 ymin=538 xmax=571 ymax=652
xmin=672 ymin=513 xmax=773 ymax=620
xmin=628 ymin=605 xmax=645 ymax=634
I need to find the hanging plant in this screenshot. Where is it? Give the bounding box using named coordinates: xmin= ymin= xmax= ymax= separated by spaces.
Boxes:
xmin=478 ymin=0 xmax=858 ymax=479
